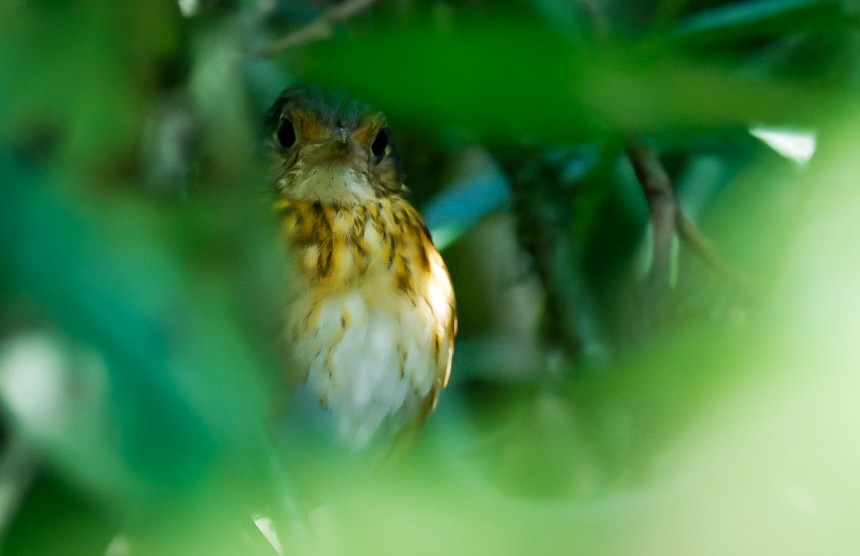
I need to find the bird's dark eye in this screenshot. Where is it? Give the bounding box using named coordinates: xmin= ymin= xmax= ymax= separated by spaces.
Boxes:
xmin=276 ymin=118 xmax=297 ymax=149
xmin=371 ymin=128 xmax=389 ymax=159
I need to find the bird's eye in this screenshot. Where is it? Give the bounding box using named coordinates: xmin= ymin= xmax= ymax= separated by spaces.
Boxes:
xmin=276 ymin=118 xmax=297 ymax=149
xmin=371 ymin=128 xmax=389 ymax=159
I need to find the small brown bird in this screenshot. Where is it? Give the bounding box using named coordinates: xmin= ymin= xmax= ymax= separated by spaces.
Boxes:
xmin=266 ymin=86 xmax=456 ymax=450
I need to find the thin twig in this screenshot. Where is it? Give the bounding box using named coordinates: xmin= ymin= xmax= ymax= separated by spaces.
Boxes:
xmin=675 ymin=209 xmax=752 ymax=295
xmin=626 ymin=135 xmax=677 ymax=314
xmin=626 ymin=135 xmax=752 ymax=301
xmin=256 ymin=0 xmax=379 ymax=57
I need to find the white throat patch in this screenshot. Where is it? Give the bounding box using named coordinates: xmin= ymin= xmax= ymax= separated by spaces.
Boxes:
xmin=289 ymin=163 xmax=376 ymax=204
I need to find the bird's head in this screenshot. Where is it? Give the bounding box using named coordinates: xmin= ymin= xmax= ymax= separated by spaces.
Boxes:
xmin=265 ymin=85 xmax=403 ymax=205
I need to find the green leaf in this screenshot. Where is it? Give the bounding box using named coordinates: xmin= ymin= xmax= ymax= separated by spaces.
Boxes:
xmin=290 ymin=21 xmax=833 ymax=140
xmin=671 ymin=0 xmax=846 ymax=45
xmin=0 ymin=152 xmax=270 ymax=512
xmin=0 ymin=1 xmax=179 ymax=163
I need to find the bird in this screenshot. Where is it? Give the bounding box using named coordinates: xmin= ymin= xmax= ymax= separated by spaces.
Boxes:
xmin=265 ymin=85 xmax=456 ymax=452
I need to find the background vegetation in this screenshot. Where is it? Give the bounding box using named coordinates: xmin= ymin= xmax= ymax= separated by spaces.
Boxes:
xmin=2 ymin=0 xmax=860 ymax=554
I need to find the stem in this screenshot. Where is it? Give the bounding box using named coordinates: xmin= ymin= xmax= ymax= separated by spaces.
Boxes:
xmin=626 ymin=135 xmax=677 ymax=318
xmin=256 ymin=0 xmax=379 ymax=57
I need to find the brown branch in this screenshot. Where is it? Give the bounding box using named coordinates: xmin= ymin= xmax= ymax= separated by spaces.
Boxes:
xmin=626 ymin=135 xmax=677 ymax=316
xmin=626 ymin=135 xmax=753 ymax=306
xmin=255 ymin=0 xmax=379 ymax=57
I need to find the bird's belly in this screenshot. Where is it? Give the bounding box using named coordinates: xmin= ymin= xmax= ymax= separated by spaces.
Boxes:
xmin=285 ymin=283 xmax=437 ymax=449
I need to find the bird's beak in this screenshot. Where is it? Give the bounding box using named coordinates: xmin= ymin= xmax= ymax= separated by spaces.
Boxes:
xmin=310 ymin=128 xmax=351 ymax=165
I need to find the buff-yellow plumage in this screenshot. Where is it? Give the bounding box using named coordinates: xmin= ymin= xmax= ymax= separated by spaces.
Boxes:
xmin=268 ymin=85 xmax=456 ymax=449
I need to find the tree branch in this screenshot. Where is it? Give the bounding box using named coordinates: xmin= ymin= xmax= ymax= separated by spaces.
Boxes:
xmin=256 ymin=0 xmax=379 ymax=57
xmin=626 ymin=135 xmax=752 ymax=310
xmin=626 ymin=135 xmax=677 ymax=318
xmin=675 ymin=209 xmax=752 ymax=295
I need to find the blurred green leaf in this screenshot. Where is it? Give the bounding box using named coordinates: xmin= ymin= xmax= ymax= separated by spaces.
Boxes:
xmin=0 ymin=152 xmax=270 ymax=514
xmin=1 ymin=475 xmax=116 ymax=556
xmin=528 ymin=0 xmax=586 ymax=39
xmin=671 ymin=0 xmax=845 ymax=46
xmin=0 ymin=0 xmax=179 ymax=163
xmin=291 ymin=21 xmax=833 ymax=141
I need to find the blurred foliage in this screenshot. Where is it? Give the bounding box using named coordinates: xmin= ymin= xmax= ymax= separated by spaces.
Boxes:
xmin=2 ymin=0 xmax=860 ymax=554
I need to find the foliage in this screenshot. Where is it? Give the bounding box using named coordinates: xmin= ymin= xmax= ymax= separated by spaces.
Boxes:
xmin=1 ymin=0 xmax=860 ymax=554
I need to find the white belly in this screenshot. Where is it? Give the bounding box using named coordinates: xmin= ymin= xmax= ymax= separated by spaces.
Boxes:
xmin=286 ymin=285 xmax=438 ymax=449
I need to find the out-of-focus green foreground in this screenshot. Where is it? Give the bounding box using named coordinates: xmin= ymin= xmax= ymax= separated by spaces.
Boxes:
xmin=1 ymin=1 xmax=860 ymax=554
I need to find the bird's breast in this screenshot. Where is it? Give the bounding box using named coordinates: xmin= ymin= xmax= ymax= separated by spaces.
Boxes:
xmin=277 ymin=197 xmax=455 ymax=449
